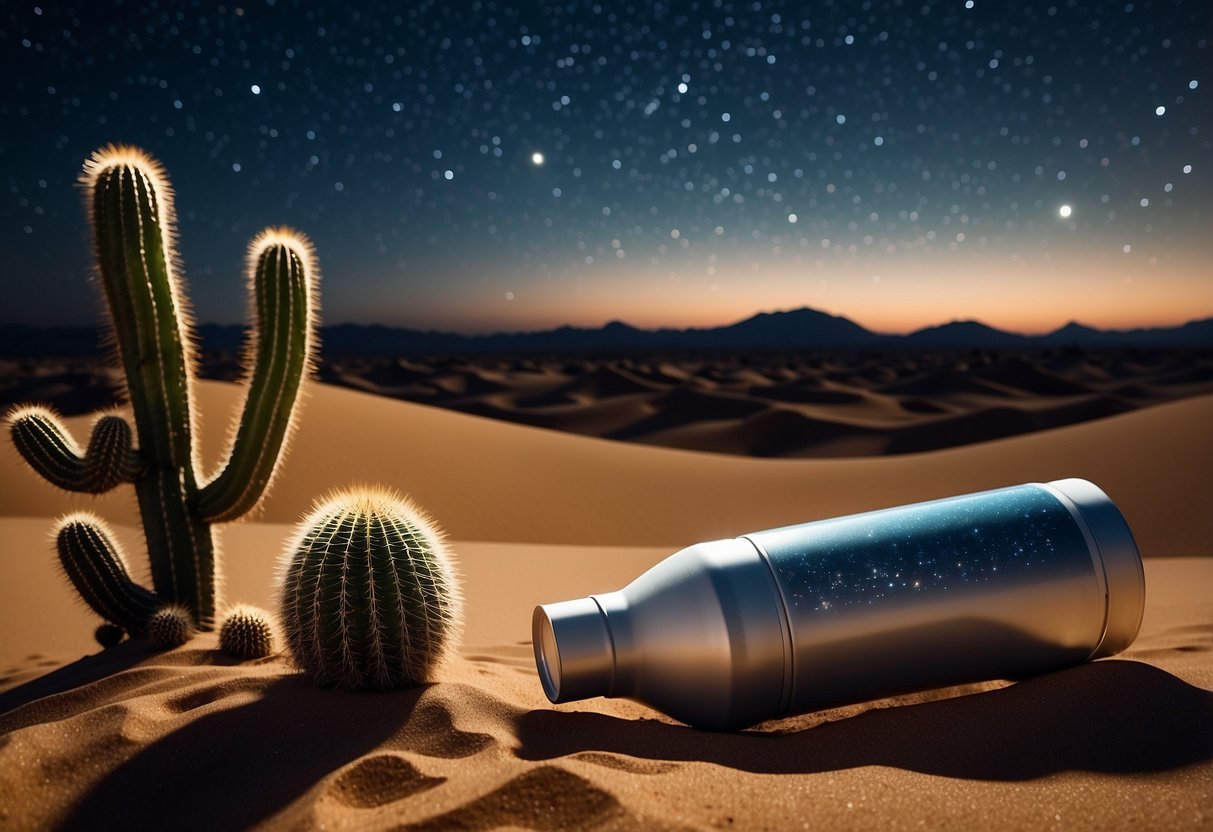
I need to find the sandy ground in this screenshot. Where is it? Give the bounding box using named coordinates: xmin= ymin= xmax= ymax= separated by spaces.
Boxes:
xmin=0 ymin=380 xmax=1210 ymax=829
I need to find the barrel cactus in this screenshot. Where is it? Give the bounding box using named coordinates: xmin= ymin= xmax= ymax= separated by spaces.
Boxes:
xmin=279 ymin=488 xmax=463 ymax=690
xmin=4 ymin=145 xmax=319 ymax=634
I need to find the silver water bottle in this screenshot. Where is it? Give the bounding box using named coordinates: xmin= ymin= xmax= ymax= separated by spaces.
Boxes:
xmin=532 ymin=479 xmax=1144 ymax=730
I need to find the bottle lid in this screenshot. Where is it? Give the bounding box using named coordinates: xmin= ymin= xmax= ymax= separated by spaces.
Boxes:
xmin=1046 ymin=478 xmax=1146 ymax=658
xmin=533 ymin=597 xmax=614 ymax=702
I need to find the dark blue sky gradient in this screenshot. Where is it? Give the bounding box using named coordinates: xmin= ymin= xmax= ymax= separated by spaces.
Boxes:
xmin=2 ymin=0 xmax=1210 ymax=333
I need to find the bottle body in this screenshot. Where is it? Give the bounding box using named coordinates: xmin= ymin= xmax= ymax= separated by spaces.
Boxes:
xmin=533 ymin=479 xmax=1144 ymax=730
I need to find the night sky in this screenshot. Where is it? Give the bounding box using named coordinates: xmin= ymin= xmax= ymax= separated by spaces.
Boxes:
xmin=2 ymin=0 xmax=1210 ymax=334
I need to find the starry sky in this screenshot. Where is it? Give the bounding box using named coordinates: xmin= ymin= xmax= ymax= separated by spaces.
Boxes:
xmin=2 ymin=0 xmax=1210 ymax=335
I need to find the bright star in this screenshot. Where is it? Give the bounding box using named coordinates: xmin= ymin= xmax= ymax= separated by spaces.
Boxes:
xmin=1059 ymin=204 xmax=1072 ymax=218
xmin=531 ymin=152 xmax=545 ymax=165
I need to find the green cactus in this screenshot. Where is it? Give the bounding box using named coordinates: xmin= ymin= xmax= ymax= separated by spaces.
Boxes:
xmin=5 ymin=145 xmax=319 ymax=632
xmin=9 ymin=410 xmax=142 ymax=493
xmin=54 ymin=513 xmax=160 ymax=634
xmin=279 ymin=488 xmax=463 ymax=690
xmin=218 ymin=605 xmax=277 ymax=659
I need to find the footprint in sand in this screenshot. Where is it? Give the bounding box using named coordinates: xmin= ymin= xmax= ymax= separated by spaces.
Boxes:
xmin=164 ymin=677 xmax=267 ymax=714
xmin=325 ymin=754 xmax=445 ymax=809
xmin=1128 ymin=624 xmax=1213 ymax=658
xmin=403 ymin=766 xmax=636 ymax=831
xmin=392 ymin=700 xmax=495 ymax=759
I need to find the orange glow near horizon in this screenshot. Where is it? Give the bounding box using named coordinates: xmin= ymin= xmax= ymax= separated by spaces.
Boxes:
xmin=351 ymin=242 xmax=1213 ymax=336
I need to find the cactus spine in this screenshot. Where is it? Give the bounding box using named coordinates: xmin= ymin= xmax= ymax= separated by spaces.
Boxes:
xmin=279 ymin=488 xmax=463 ymax=690
xmin=5 ymin=145 xmax=319 ymax=633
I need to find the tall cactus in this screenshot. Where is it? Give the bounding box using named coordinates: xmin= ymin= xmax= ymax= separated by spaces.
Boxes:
xmin=5 ymin=145 xmax=319 ymax=632
xmin=279 ymin=487 xmax=463 ymax=690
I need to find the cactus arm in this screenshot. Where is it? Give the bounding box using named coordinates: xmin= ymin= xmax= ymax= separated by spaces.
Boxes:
xmin=55 ymin=513 xmax=160 ymax=634
xmin=7 ymin=407 xmax=142 ymax=493
xmin=81 ymin=415 xmax=145 ymax=490
xmin=199 ymin=229 xmax=317 ymax=523
xmin=8 ymin=406 xmax=89 ymax=491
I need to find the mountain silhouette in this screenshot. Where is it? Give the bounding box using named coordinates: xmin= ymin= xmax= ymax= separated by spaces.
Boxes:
xmin=903 ymin=320 xmax=1029 ymax=348
xmin=1 ymin=308 xmax=1210 ymax=357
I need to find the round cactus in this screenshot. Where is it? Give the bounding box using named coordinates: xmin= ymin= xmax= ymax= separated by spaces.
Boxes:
xmin=278 ymin=487 xmax=463 ymax=690
xmin=218 ymin=605 xmax=276 ymax=659
xmin=95 ymin=623 xmax=125 ymax=648
xmin=148 ymin=605 xmax=194 ymax=649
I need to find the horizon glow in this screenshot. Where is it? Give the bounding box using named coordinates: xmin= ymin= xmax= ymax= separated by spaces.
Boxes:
xmin=1 ymin=1 xmax=1210 ymax=336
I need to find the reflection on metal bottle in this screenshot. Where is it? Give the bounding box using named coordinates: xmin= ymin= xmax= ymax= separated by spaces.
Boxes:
xmin=533 ymin=479 xmax=1144 ymax=730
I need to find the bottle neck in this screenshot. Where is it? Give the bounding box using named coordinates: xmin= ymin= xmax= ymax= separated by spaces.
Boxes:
xmin=532 ymin=596 xmax=616 ymax=703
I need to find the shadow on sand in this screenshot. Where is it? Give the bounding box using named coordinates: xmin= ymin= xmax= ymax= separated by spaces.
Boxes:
xmin=44 ymin=673 xmax=448 ymax=831
xmin=0 ymin=644 xmax=469 ymax=830
xmin=516 ymin=660 xmax=1213 ymax=780
xmin=3 ymin=656 xmax=1209 ymax=830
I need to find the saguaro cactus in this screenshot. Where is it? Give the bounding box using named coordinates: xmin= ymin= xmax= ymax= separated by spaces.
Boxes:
xmin=5 ymin=145 xmax=319 ymax=634
xmin=279 ymin=488 xmax=463 ymax=690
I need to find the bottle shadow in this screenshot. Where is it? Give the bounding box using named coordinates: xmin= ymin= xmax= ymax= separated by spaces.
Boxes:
xmin=515 ymin=660 xmax=1213 ymax=780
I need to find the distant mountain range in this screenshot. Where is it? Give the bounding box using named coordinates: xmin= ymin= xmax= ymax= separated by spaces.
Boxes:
xmin=1 ymin=308 xmax=1211 ymax=357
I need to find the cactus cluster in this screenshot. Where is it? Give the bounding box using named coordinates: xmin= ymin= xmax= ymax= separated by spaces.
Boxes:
xmin=279 ymin=487 xmax=463 ymax=690
xmin=5 ymin=145 xmax=319 ymax=641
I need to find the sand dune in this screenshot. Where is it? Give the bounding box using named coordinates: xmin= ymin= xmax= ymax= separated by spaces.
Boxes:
xmin=317 ymin=349 xmax=1213 ymax=457
xmin=7 ymin=348 xmax=1212 ymax=459
xmin=2 ymin=360 xmax=1211 ymax=829
xmin=3 ymin=380 xmax=1210 ymax=556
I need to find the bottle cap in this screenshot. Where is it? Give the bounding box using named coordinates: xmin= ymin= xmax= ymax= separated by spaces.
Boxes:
xmin=533 ymin=597 xmax=614 ymax=702
xmin=1047 ymin=478 xmax=1146 ymax=658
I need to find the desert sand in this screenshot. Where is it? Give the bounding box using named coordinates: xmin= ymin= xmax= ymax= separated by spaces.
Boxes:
xmin=318 ymin=348 xmax=1213 ymax=457
xmin=0 ymin=380 xmax=1210 ymax=830
xmin=6 ymin=348 xmax=1212 ymax=459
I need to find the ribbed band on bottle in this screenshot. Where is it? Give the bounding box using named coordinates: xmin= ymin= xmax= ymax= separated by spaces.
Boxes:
xmin=1046 ymin=478 xmax=1146 ymax=659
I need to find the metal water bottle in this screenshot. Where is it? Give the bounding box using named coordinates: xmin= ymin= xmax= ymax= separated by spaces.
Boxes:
xmin=532 ymin=479 xmax=1144 ymax=730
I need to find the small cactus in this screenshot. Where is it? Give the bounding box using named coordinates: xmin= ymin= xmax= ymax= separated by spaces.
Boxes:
xmin=5 ymin=145 xmax=319 ymax=635
xmin=95 ymin=623 xmax=125 ymax=648
xmin=279 ymin=487 xmax=463 ymax=690
xmin=218 ymin=605 xmax=276 ymax=659
xmin=148 ymin=605 xmax=194 ymax=649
